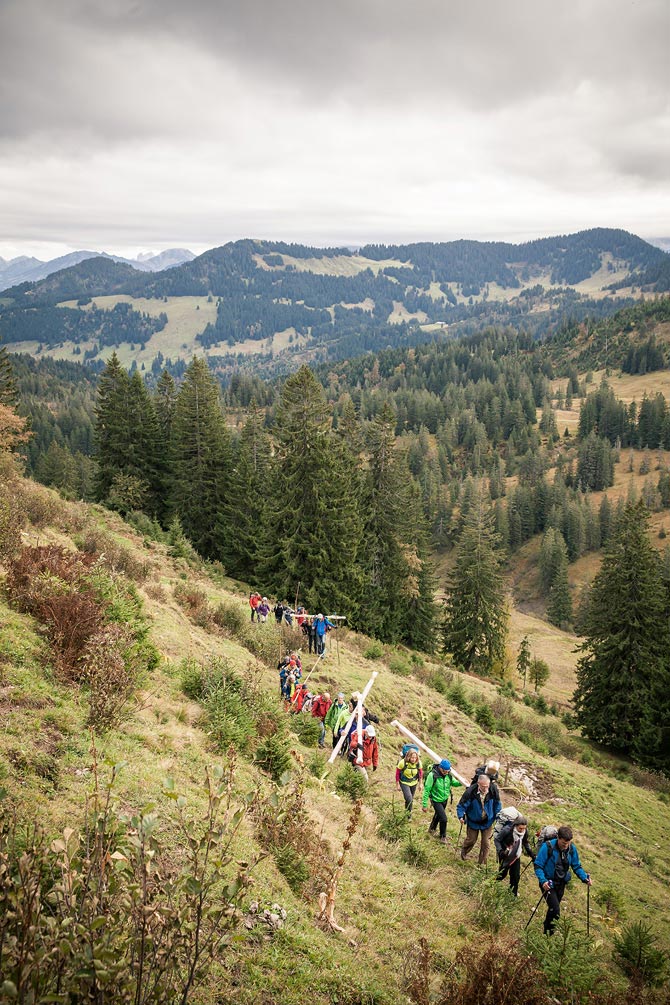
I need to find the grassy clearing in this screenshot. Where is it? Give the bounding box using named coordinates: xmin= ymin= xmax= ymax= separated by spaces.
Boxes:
xmin=2 ymin=478 xmax=670 ymax=1002
xmin=252 ymin=252 xmax=411 ymax=277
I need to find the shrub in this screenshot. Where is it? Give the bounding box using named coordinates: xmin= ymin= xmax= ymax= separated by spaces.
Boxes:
xmin=335 ymin=763 xmax=369 ymax=801
xmin=526 ymin=917 xmax=604 ymax=1000
xmin=430 ymin=672 xmax=449 ymax=695
xmin=173 ymin=581 xmax=210 ymax=613
xmin=75 ymin=527 xmax=148 ymax=582
xmin=377 ymin=800 xmax=411 ymax=843
xmin=460 ymin=871 xmax=514 ymax=933
xmin=474 ymin=703 xmax=496 ymax=732
xmin=389 ymin=654 xmax=412 ymax=676
xmin=595 ymin=884 xmax=626 ymax=920
xmin=363 ymin=640 xmax=384 ymax=660
xmin=447 ymin=681 xmax=474 ymax=717
xmin=274 ymin=844 xmax=310 ymax=894
xmin=0 ymin=484 xmax=25 ymax=559
xmin=212 ymin=600 xmax=245 ymax=634
xmin=254 ymin=732 xmax=292 ymax=782
xmin=0 ymin=762 xmax=254 ymax=1004
xmin=5 ymin=544 xmax=103 ymax=677
xmin=291 ymin=714 xmax=321 ymax=747
xmin=437 ymin=940 xmax=550 ymax=1005
xmin=81 ymin=623 xmax=146 ymax=731
xmin=400 ymin=831 xmax=430 ymax=869
xmin=613 ymin=921 xmax=669 ymax=987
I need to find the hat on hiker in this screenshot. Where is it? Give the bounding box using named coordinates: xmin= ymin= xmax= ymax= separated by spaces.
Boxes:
xmin=366 ymin=725 xmax=376 ymax=738
xmin=485 ymin=759 xmax=500 ymax=773
xmin=439 ymin=759 xmax=451 ymax=771
xmin=514 ymin=816 xmax=528 ymax=827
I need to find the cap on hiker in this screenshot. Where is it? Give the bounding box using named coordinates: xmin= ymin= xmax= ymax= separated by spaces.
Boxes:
xmin=366 ymin=725 xmax=376 ymax=738
xmin=439 ymin=758 xmax=451 ymax=771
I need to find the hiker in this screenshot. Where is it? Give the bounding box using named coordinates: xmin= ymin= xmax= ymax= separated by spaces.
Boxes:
xmin=296 ymin=606 xmax=308 ymax=628
xmin=324 ymin=692 xmax=349 ymax=750
xmin=396 ymin=748 xmax=423 ymax=818
xmin=534 ymin=824 xmax=591 ymax=935
xmin=283 ymin=602 xmax=294 ymax=627
xmin=289 ymin=651 xmax=302 ymax=672
xmin=422 ymin=759 xmax=463 ymax=844
xmin=314 ymin=613 xmax=334 ymax=657
xmin=457 ymin=773 xmax=502 ymax=865
xmin=348 ymin=723 xmax=379 ymax=781
xmin=495 ymin=814 xmax=535 ymax=896
xmin=311 ymin=691 xmax=332 ymax=748
xmin=473 ymin=759 xmax=501 ymax=785
xmin=274 ymin=600 xmax=285 ymax=625
xmin=249 ymin=591 xmax=261 ymax=622
xmin=256 ymin=597 xmax=270 ymax=623
xmin=349 ymin=692 xmax=380 ymax=725
xmin=306 ymin=616 xmax=317 ymax=655
xmin=290 ymin=682 xmax=310 ymax=713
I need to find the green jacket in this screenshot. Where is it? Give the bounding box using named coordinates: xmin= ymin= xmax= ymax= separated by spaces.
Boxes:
xmin=325 ymin=701 xmax=349 ymax=733
xmin=422 ymin=767 xmax=463 ymax=808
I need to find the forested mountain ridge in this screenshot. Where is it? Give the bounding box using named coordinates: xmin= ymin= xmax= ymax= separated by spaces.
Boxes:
xmin=1 ymin=229 xmax=667 ymax=380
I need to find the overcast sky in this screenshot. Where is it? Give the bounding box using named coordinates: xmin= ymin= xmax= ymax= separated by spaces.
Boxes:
xmin=0 ymin=0 xmax=668 ymax=261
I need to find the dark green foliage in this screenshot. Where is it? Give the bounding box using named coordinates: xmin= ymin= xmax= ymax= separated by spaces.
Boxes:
xmin=254 ymin=731 xmax=292 ymax=782
xmin=335 ymin=763 xmax=369 ymax=800
xmin=613 ymin=922 xmax=669 ymax=987
xmin=274 ymin=844 xmax=310 ymax=893
xmin=547 ymin=560 xmax=572 ymax=628
xmin=517 ymin=635 xmax=531 ymax=691
xmin=291 ymin=713 xmax=322 ymax=747
xmin=528 ymin=658 xmax=551 ymax=693
xmin=474 ymin=703 xmax=496 ymax=732
xmin=170 ymin=357 xmax=232 ymax=559
xmin=574 ymin=502 xmax=670 ymax=771
xmin=223 ymin=403 xmax=272 ymax=578
xmin=400 ymin=831 xmax=430 ymax=869
xmin=377 ymin=800 xmax=411 ymax=842
xmin=0 ymin=342 xmax=18 ymax=406
xmin=577 ymin=431 xmax=614 ymax=491
xmin=442 ymin=493 xmax=508 ymax=676
xmin=525 ymin=918 xmax=604 ymax=1001
xmin=260 ymin=365 xmax=363 ymax=617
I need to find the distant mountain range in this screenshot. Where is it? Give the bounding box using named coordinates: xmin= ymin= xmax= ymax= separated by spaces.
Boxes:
xmin=0 ymin=248 xmax=195 ymax=292
xmin=1 ymin=228 xmax=667 ymax=379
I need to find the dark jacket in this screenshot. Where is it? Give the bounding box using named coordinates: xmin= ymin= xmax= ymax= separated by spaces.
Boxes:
xmin=457 ymin=782 xmax=502 ymax=831
xmin=534 ymin=838 xmax=588 ymax=887
xmin=496 ymin=822 xmax=534 ymax=862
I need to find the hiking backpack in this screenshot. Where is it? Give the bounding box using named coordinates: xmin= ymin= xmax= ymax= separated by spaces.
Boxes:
xmin=493 ymin=806 xmax=522 ymax=853
xmin=536 ymin=824 xmax=558 ymax=847
xmin=401 ymin=742 xmax=420 ymax=758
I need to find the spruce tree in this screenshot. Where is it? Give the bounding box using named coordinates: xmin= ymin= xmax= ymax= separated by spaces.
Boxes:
xmin=573 ymin=501 xmax=670 ymax=768
xmin=170 ymin=357 xmax=231 ymax=559
xmin=0 ymin=343 xmax=18 ymax=407
xmin=517 ymin=635 xmax=531 ymax=691
xmin=260 ymin=365 xmax=362 ymax=615
xmin=94 ymin=352 xmax=131 ymax=503
xmin=223 ymin=402 xmax=272 ymax=579
xmin=547 ymin=558 xmax=572 ymax=628
xmin=442 ymin=491 xmax=509 ymax=675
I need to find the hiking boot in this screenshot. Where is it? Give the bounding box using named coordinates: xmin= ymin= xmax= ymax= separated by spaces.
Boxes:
xmin=440 ymin=837 xmax=448 ymax=845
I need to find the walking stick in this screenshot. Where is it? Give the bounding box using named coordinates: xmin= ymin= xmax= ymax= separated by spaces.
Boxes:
xmin=520 ymin=858 xmax=534 ymax=878
xmin=525 ymin=890 xmax=546 ymax=930
xmin=454 ymin=820 xmax=463 ymax=855
xmin=586 ymin=883 xmax=590 ymax=936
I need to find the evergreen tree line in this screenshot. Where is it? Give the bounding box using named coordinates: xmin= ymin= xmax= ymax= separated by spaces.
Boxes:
xmin=579 ymin=380 xmax=670 ymax=450
xmin=93 ymin=354 xmax=438 ymax=650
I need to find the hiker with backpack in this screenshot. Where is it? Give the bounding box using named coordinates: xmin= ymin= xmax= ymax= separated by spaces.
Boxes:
xmin=348 ymin=723 xmax=379 ymax=781
xmin=314 ymin=613 xmax=335 ymax=657
xmin=534 ymin=824 xmax=591 ymax=935
xmin=494 ymin=812 xmax=535 ymax=896
xmin=422 ymin=759 xmax=463 ymax=844
xmin=472 ymin=759 xmax=501 ymax=786
xmin=311 ymin=691 xmax=332 ymax=748
xmin=324 ymin=692 xmax=349 ymax=750
xmin=396 ymin=748 xmax=423 ymax=818
xmin=457 ymin=773 xmax=502 ymax=865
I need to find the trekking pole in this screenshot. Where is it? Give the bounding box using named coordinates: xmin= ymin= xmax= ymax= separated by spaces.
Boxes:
xmin=453 ymin=820 xmax=463 ymax=856
xmin=586 ymin=883 xmax=590 ymax=936
xmin=525 ymin=890 xmax=545 ymax=930
xmin=520 ymin=858 xmax=534 ymax=878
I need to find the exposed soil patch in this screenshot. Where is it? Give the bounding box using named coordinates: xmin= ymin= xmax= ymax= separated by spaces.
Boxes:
xmin=500 ymin=761 xmax=556 ymax=805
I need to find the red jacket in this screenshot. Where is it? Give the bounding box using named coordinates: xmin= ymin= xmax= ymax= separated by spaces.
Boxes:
xmin=348 ymin=730 xmax=379 ymax=770
xmin=311 ymin=695 xmax=332 ymax=720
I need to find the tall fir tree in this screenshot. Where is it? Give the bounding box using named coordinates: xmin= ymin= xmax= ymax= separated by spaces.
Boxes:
xmin=442 ymin=490 xmax=509 ymax=675
xmin=223 ymin=402 xmax=272 ymax=579
xmin=546 ymin=558 xmax=572 ymax=628
xmin=0 ymin=343 xmax=18 ymax=407
xmin=260 ymin=365 xmax=362 ymax=615
xmin=94 ymin=352 xmax=131 ymax=503
xmin=573 ymin=501 xmax=670 ymax=770
xmin=170 ymin=357 xmax=231 ymax=559
xmin=516 ymin=634 xmax=531 ymax=691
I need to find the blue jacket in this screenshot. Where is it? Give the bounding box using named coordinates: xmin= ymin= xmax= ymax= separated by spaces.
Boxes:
xmin=534 ymin=838 xmax=588 ymax=887
xmin=314 ymin=616 xmax=334 ymax=638
xmin=457 ymin=783 xmax=501 ymax=831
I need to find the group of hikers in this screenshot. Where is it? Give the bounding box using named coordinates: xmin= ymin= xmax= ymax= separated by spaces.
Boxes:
xmin=278 ymin=659 xmax=591 ymax=935
xmin=250 ymin=592 xmax=335 ymax=656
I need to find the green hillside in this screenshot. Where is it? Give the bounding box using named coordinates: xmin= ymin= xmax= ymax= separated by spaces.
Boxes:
xmin=1 ymin=473 xmax=669 ymax=1004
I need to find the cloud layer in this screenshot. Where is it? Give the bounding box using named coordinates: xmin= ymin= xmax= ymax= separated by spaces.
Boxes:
xmin=1 ymin=0 xmax=668 ymax=257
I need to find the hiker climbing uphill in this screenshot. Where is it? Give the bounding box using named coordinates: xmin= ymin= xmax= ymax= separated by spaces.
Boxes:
xmin=495 ymin=813 xmax=535 ymax=896
xmin=422 ymin=759 xmax=462 ymax=843
xmin=324 ymin=692 xmax=349 ymax=750
xmin=396 ymin=748 xmax=423 ymax=818
xmin=457 ymin=773 xmax=501 ymax=865
xmin=534 ymin=824 xmax=591 ymax=935
xmin=348 ymin=723 xmax=379 ymax=782
xmin=314 ymin=613 xmax=335 ymax=657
